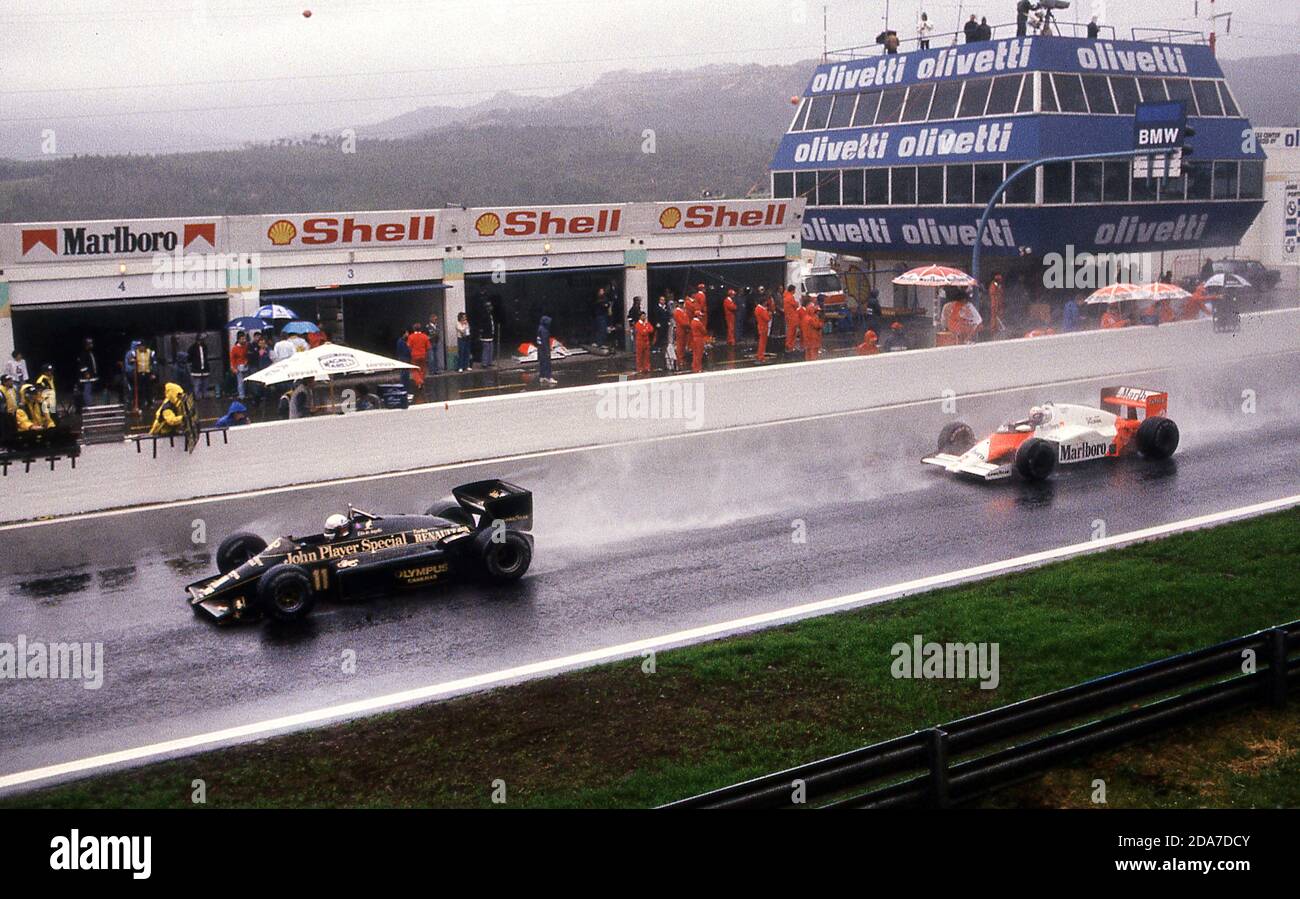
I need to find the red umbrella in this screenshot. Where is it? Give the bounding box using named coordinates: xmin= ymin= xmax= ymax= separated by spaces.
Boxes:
xmin=1084 ymin=283 xmax=1142 ymax=305
xmin=1132 ymin=282 xmax=1191 ymax=302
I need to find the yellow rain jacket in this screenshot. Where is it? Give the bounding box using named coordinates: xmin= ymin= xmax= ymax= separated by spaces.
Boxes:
xmin=150 ymin=383 xmax=187 ymax=435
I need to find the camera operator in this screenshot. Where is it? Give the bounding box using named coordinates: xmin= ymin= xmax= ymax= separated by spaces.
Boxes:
xmin=1016 ymin=0 xmax=1036 ymax=37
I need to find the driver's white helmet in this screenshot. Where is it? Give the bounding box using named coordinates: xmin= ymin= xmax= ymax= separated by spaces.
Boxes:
xmin=1028 ymin=405 xmax=1050 ymax=426
xmin=324 ymin=513 xmax=350 ymax=540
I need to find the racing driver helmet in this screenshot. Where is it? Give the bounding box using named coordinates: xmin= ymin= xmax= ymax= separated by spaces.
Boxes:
xmin=324 ymin=513 xmax=351 ymax=540
xmin=1028 ymin=405 xmax=1051 ymax=427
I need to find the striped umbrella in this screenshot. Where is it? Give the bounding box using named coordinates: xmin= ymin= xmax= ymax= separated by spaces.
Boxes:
xmin=1132 ymin=282 xmax=1192 ymax=302
xmin=892 ymin=265 xmax=977 ymax=287
xmin=1083 ymin=283 xmax=1142 ymax=305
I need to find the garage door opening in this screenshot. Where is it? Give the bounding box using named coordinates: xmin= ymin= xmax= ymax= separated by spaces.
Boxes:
xmin=465 ymin=267 xmax=623 ymax=361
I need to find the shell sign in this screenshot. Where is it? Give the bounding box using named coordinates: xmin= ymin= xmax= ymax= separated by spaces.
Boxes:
xmin=468 ymin=207 xmax=623 ymax=240
xmin=475 ymin=212 xmax=502 ymax=237
xmin=267 ymin=219 xmax=298 ymax=246
xmin=658 ymin=207 xmax=683 ymax=229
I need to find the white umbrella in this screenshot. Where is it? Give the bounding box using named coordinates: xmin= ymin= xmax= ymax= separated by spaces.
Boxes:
xmin=892 ymin=264 xmax=977 ymax=287
xmin=1084 ymin=283 xmax=1142 ymax=305
xmin=247 ymin=343 xmax=416 ymax=385
xmin=1201 ymin=272 xmax=1251 ymax=290
xmin=1131 ymin=282 xmax=1192 ymax=302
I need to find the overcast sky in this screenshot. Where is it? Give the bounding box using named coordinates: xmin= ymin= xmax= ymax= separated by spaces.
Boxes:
xmin=1 ymin=0 xmax=1295 ymax=157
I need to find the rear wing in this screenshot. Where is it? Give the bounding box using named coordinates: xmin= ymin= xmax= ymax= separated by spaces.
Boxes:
xmin=1100 ymin=387 xmax=1168 ymax=419
xmin=453 ymin=479 xmax=533 ymax=531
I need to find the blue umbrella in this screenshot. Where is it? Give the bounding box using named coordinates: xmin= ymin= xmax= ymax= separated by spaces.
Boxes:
xmin=280 ymin=320 xmax=321 ymax=335
xmin=227 ymin=316 xmax=272 ymax=331
xmin=255 ymin=303 xmax=300 ymax=320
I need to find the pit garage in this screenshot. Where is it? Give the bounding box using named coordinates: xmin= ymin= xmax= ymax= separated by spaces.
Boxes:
xmin=463 ymin=266 xmax=624 ymax=358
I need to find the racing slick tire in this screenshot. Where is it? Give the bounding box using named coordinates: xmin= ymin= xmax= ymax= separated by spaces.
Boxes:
xmin=426 ymin=500 xmax=475 ymax=528
xmin=1136 ymin=416 xmax=1180 ymax=460
xmin=473 ymin=529 xmax=532 ymax=584
xmin=937 ymin=421 xmax=977 ymax=455
xmin=257 ymin=563 xmax=317 ymax=623
xmin=1015 ymin=438 xmax=1058 ymax=482
xmin=216 ymin=532 xmax=268 ymax=574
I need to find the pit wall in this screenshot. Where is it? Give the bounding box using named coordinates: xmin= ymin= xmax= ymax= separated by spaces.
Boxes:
xmin=6 ymin=309 xmax=1298 ymax=523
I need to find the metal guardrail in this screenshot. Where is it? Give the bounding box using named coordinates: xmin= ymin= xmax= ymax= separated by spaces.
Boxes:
xmin=662 ymin=621 xmax=1299 ymax=809
xmin=127 ymin=426 xmax=229 ymax=459
xmin=825 ymin=20 xmax=1205 ymax=61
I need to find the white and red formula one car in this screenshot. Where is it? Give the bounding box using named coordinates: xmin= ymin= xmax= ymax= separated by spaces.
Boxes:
xmin=922 ymin=386 xmax=1180 ymax=482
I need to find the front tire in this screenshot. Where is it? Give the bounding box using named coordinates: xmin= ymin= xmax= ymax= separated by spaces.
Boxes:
xmin=1015 ymin=438 xmax=1058 ymax=482
xmin=937 ymin=421 xmax=976 ymax=455
xmin=473 ymin=529 xmax=533 ymax=584
xmin=216 ymin=532 xmax=268 ymax=574
xmin=1136 ymin=416 xmax=1179 ymax=460
xmin=257 ymin=564 xmax=317 ymax=623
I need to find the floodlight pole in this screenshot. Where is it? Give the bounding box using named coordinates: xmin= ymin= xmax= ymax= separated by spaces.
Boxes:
xmin=970 ymin=148 xmax=1161 ymax=294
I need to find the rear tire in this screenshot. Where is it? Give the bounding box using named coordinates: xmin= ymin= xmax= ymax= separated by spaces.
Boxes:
xmin=474 ymin=529 xmax=532 ymax=584
xmin=257 ymin=563 xmax=316 ymax=623
xmin=425 ymin=499 xmax=474 ymax=528
xmin=937 ymin=421 xmax=976 ymax=455
xmin=1015 ymin=438 xmax=1058 ymax=482
xmin=1136 ymin=416 xmax=1180 ymax=459
xmin=216 ymin=532 xmax=268 ymax=574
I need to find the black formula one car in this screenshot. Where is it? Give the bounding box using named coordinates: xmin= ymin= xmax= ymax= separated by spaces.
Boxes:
xmin=187 ymin=479 xmax=533 ymax=625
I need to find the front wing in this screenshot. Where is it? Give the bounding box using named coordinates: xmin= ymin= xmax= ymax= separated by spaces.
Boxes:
xmin=921 ymin=452 xmax=1013 ymax=481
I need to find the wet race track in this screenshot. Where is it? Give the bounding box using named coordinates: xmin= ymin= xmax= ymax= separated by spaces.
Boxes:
xmin=2 ymin=351 xmax=1299 ymax=785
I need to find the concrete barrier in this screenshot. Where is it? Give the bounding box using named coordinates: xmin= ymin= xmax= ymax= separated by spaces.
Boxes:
xmin=5 ymin=308 xmax=1298 ymax=523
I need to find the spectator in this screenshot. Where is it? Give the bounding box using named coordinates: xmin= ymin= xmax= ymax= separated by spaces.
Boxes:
xmin=0 ymin=373 xmax=17 ymax=439
xmin=407 ymin=322 xmax=431 ymax=389
xmin=17 ymin=384 xmax=54 ymax=431
xmin=964 ymin=14 xmax=979 ymax=43
xmin=186 ymin=334 xmax=211 ymax=400
xmin=1087 ymin=16 xmax=1100 ymax=40
xmin=801 ymin=298 xmax=824 ymax=361
xmin=883 ymin=320 xmax=909 ymax=351
xmin=536 ymin=315 xmax=556 ymax=386
xmin=36 ymin=364 xmax=57 ymax=416
xmin=883 ymin=31 xmax=900 ymax=54
xmin=976 ymin=16 xmax=992 ymax=41
xmin=634 ymin=311 xmax=654 ymax=375
xmin=986 ymin=274 xmax=1007 ymax=337
xmin=216 ymin=401 xmax=250 ymax=428
xmin=689 ymin=313 xmax=709 ymax=373
xmin=593 ymin=287 xmax=611 ymax=347
xmin=1100 ymin=307 xmax=1130 ymax=329
xmin=754 ymin=297 xmax=772 ymax=362
xmin=626 ymin=297 xmax=644 ymax=353
xmin=769 ymin=293 xmax=787 ymax=357
xmin=289 ymin=332 xmax=309 ymax=353
xmin=783 ymin=285 xmax=801 ymax=354
xmin=918 ymin=12 xmax=934 ymax=49
xmin=306 ymin=325 xmax=327 ymax=349
xmin=230 ymin=332 xmax=250 ymax=400
xmin=651 ymin=295 xmax=672 ymax=356
xmin=77 ymin=337 xmax=99 ymax=408
xmin=1061 ymin=296 xmax=1083 ymax=332
xmin=427 ymin=314 xmax=442 ymax=376
xmin=272 ymin=331 xmax=297 ymax=363
xmin=1016 ymin=0 xmax=1034 ymax=37
xmin=149 ymin=383 xmax=188 ymax=435
xmin=288 ymin=379 xmax=312 ymax=419
xmin=4 ymin=350 xmax=28 ymax=384
xmin=857 ymin=330 xmax=880 ymax=355
xmin=455 ymin=312 xmax=472 ymax=372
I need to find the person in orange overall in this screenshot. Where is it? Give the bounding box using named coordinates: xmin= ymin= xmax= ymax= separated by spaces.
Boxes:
xmin=783 ymin=285 xmax=801 ymax=353
xmin=986 ymin=273 xmax=1005 ymax=336
xmin=1100 ymin=307 xmax=1129 ymax=329
xmin=673 ymin=301 xmax=691 ymax=370
xmin=753 ymin=299 xmax=772 ymax=362
xmin=406 ymin=323 xmax=431 ymax=390
xmin=633 ymin=312 xmax=655 ymax=374
xmin=856 ymin=329 xmax=879 ymax=355
xmin=1180 ymin=285 xmax=1215 ymax=320
xmin=690 ymin=313 xmax=709 ymax=373
xmin=694 ymin=285 xmax=709 ymax=328
xmin=723 ymin=289 xmax=738 ymax=345
xmin=801 ymin=299 xmax=823 ymax=361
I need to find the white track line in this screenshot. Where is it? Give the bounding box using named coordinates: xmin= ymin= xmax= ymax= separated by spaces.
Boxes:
xmin=0 ymin=363 xmax=1202 ymax=532
xmin=3 ymin=492 xmax=1298 ymax=793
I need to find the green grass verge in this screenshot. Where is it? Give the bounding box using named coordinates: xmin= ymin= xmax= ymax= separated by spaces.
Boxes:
xmin=6 ymin=509 xmax=1300 ymax=809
